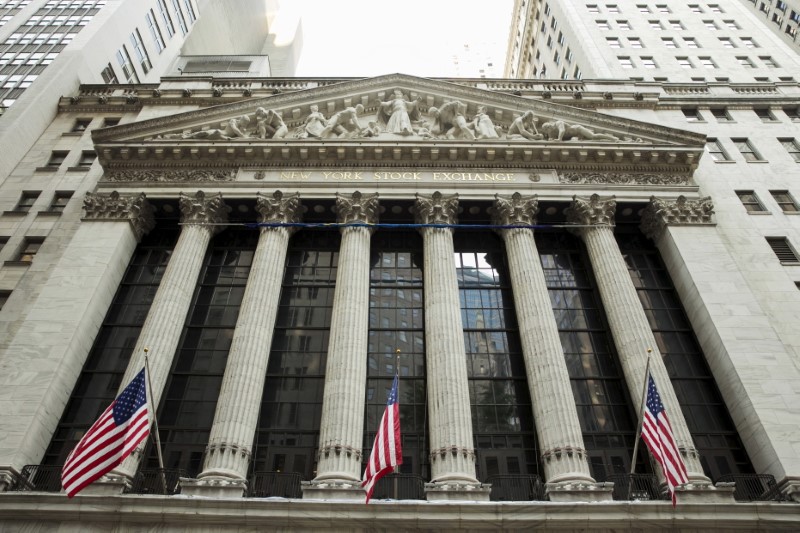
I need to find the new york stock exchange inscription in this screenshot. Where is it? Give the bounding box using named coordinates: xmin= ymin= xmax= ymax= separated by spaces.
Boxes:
xmin=245 ymin=169 xmax=548 ymax=184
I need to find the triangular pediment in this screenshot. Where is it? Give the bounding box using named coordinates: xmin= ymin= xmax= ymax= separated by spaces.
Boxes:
xmin=92 ymin=73 xmax=705 ymax=175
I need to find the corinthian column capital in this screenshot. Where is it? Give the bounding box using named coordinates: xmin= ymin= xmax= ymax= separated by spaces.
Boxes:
xmin=640 ymin=195 xmax=715 ymax=241
xmin=492 ymin=192 xmax=539 ymax=227
xmin=335 ymin=191 xmax=379 ymax=226
xmin=566 ymin=194 xmax=616 ymax=230
xmin=413 ymin=191 xmax=459 ymax=225
xmin=179 ymin=191 xmax=230 ymax=233
xmin=82 ymin=191 xmax=155 ymax=241
xmin=256 ymin=191 xmax=303 ymax=225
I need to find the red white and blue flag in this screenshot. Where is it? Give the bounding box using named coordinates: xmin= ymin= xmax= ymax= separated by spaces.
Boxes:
xmin=362 ymin=374 xmax=402 ymax=503
xmin=61 ymin=368 xmax=150 ymax=498
xmin=641 ymin=372 xmax=689 ymax=506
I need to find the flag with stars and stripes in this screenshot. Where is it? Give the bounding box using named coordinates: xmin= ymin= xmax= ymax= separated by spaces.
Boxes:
xmin=641 ymin=372 xmax=689 ymax=506
xmin=362 ymin=374 xmax=402 ymax=503
xmin=61 ymin=368 xmax=150 ymax=498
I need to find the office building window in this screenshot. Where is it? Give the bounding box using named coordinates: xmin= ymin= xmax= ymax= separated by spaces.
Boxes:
xmin=618 ymin=56 xmax=634 ymax=68
xmin=754 ymin=108 xmax=776 ymax=122
xmin=677 ymin=57 xmax=694 ymax=69
xmin=641 ymin=56 xmax=656 ymax=68
xmin=710 ymin=108 xmax=732 ymax=121
xmin=78 ymin=151 xmax=96 ymax=167
xmin=708 ymin=4 xmax=723 ymax=13
xmin=100 ymin=62 xmax=118 ymax=84
xmin=649 ymin=20 xmax=663 ymax=30
xmin=779 ymin=138 xmax=800 ymax=162
xmin=607 ymin=37 xmax=621 ymax=48
xmin=14 ymin=191 xmax=39 ymax=212
xmin=47 ymin=151 xmax=68 ymax=168
xmin=656 ymin=5 xmax=671 ymax=14
xmin=171 ymin=0 xmax=188 ymax=35
xmin=183 ymin=0 xmax=196 ymax=23
xmin=760 ymin=56 xmax=779 ymax=68
xmin=628 ymin=38 xmax=642 ymax=48
xmin=607 ymin=4 xmax=620 ymax=13
xmin=617 ymin=20 xmax=631 ymax=30
xmin=662 ymin=38 xmax=677 ymax=48
xmin=699 ymin=57 xmax=716 ymax=68
xmin=16 ymin=237 xmax=44 ymax=263
xmin=732 ymin=138 xmax=763 ymax=162
xmin=637 ymin=5 xmax=651 ymax=14
xmin=0 ymin=290 xmax=10 ymax=311
xmin=682 ymin=108 xmax=703 ymax=122
xmin=157 ymin=0 xmax=175 ymax=37
xmin=737 ymin=56 xmax=755 ymax=68
xmin=783 ymin=106 xmax=800 ymax=121
xmin=146 ymin=10 xmax=166 ymax=52
xmin=736 ymin=191 xmax=767 ymax=213
xmin=48 ymin=191 xmax=73 ymax=213
xmin=705 ymin=139 xmax=730 ymax=161
xmin=689 ymin=4 xmax=704 ymax=13
xmin=669 ymin=20 xmax=684 ymax=29
xmin=71 ymin=118 xmax=91 ymax=132
xmin=703 ymin=20 xmax=718 ymax=30
xmin=766 ymin=237 xmax=800 ymax=263
xmin=587 ymin=4 xmax=599 ymax=14
xmin=718 ymin=37 xmax=735 ymax=48
xmin=770 ymin=191 xmax=799 ymax=213
xmin=724 ymin=20 xmax=741 ymax=30
xmin=740 ymin=37 xmax=758 ymax=48
xmin=596 ymin=20 xmax=610 ymax=30
xmin=129 ymin=29 xmax=151 ymax=73
xmin=103 ymin=117 xmax=120 ymax=127
xmin=115 ymin=46 xmax=139 ymax=83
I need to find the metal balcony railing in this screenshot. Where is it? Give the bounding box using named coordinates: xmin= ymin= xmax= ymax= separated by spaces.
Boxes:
xmin=248 ymin=472 xmax=303 ymax=498
xmin=371 ymin=473 xmax=426 ymax=500
xmin=607 ymin=473 xmax=665 ymax=501
xmin=9 ymin=465 xmax=63 ymax=493
xmin=486 ymin=474 xmax=546 ymax=501
xmin=129 ymin=468 xmax=186 ymax=495
xmin=716 ymin=474 xmax=785 ymax=502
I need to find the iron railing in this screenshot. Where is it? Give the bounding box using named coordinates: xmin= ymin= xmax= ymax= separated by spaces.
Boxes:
xmin=370 ymin=473 xmax=426 ymax=500
xmin=486 ymin=474 xmax=545 ymax=501
xmin=10 ymin=465 xmax=63 ymax=493
xmin=716 ymin=474 xmax=785 ymax=502
xmin=607 ymin=473 xmax=665 ymax=501
xmin=129 ymin=468 xmax=186 ymax=495
xmin=248 ymin=472 xmax=302 ymax=498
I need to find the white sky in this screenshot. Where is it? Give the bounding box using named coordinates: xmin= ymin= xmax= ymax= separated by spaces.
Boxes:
xmin=273 ymin=0 xmax=515 ymax=77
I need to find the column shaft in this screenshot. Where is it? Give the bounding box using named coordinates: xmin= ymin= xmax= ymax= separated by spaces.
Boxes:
xmin=422 ymin=227 xmax=478 ymax=483
xmin=501 ymin=228 xmax=594 ymax=484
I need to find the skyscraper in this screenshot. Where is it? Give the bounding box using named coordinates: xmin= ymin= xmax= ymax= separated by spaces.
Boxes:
xmin=0 ymin=2 xmax=798 ymax=531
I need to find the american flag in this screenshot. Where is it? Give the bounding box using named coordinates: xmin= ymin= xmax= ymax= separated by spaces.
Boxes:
xmin=641 ymin=372 xmax=688 ymax=506
xmin=362 ymin=374 xmax=402 ymax=503
xmin=61 ymin=368 xmax=150 ymax=498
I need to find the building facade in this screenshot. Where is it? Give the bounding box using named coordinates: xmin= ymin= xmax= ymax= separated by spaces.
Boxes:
xmin=737 ymin=0 xmax=800 ymax=53
xmin=0 ymin=67 xmax=797 ymax=529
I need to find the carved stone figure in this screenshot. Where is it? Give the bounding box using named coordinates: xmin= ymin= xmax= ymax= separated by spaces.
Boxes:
xmin=377 ymin=89 xmax=422 ymax=135
xmin=507 ymin=111 xmax=543 ymax=140
xmin=301 ymin=104 xmax=328 ymax=138
xmin=429 ymin=101 xmax=475 ymax=140
xmin=470 ymin=106 xmax=500 ymax=139
xmin=320 ymin=104 xmax=366 ymax=139
xmin=540 ymin=120 xmax=620 ymax=142
xmin=180 ymin=115 xmax=251 ymax=140
xmin=255 ymin=107 xmax=288 ymax=139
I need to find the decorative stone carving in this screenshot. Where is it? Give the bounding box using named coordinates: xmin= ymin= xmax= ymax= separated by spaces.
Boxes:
xmin=212 ymin=88 xmax=224 ymax=97
xmin=470 ymin=106 xmax=501 ymax=139
xmin=179 ymin=191 xmax=230 ymax=232
xmin=104 ymin=169 xmax=236 ymax=183
xmin=255 ymin=190 xmax=302 ymax=225
xmin=334 ymin=191 xmax=379 ymax=225
xmin=320 ymin=104 xmax=366 ymax=139
xmin=507 ymin=111 xmax=543 ymax=141
xmin=492 ymin=192 xmax=538 ymax=226
xmin=97 ymin=96 xmax=107 ymax=104
xmin=429 ymin=101 xmax=475 ymax=140
xmin=255 ymin=107 xmax=288 ymax=139
xmin=541 ymin=120 xmax=620 ymax=142
xmin=376 ymin=89 xmax=422 ymax=136
xmin=178 ymin=115 xmax=251 ymax=140
xmin=82 ymin=191 xmax=155 ymax=241
xmin=559 ymin=172 xmax=691 ymax=186
xmin=565 ymin=194 xmax=616 ymax=228
xmin=182 ymin=89 xmax=193 ymax=97
xmin=640 ymin=195 xmax=715 ymax=241
xmin=126 ymin=95 xmax=138 ymax=105
xmin=413 ymin=191 xmax=459 ymax=225
xmin=152 ymin=89 xmax=162 ymax=98
xmin=242 ymin=88 xmax=252 ymax=97
xmin=297 ymin=104 xmax=328 ymax=138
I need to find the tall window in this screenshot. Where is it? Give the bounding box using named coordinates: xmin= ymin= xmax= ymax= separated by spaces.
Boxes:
xmin=537 ymin=231 xmax=642 ymax=481
xmin=455 ymin=231 xmax=540 ymax=481
xmin=157 ymin=0 xmax=175 ymax=37
xmin=146 ymin=10 xmax=166 ymax=52
xmin=44 ymin=227 xmax=178 ymax=465
xmin=253 ymin=230 xmax=340 ymax=481
xmin=129 ymin=29 xmax=151 ymax=73
xmin=779 ymin=138 xmax=800 ymax=162
xmin=143 ymin=228 xmax=256 ymax=476
xmin=705 ymin=139 xmax=730 ymax=161
xmin=171 ymin=0 xmax=188 ymax=35
xmin=732 ymin=138 xmax=764 ymax=162
xmin=619 ymin=233 xmax=754 ymax=480
xmin=115 ymin=46 xmax=139 ymax=83
xmin=365 ymin=230 xmax=427 ymax=476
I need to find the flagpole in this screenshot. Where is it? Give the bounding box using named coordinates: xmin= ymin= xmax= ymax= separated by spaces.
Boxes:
xmin=393 ymin=348 xmax=401 ymax=499
xmin=628 ymin=348 xmax=653 ymax=499
xmin=143 ymin=348 xmax=168 ymax=495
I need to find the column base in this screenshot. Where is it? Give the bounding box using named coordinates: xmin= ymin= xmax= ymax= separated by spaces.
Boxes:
xmin=79 ymin=473 xmax=131 ymax=496
xmin=545 ymin=481 xmax=614 ymax=502
xmin=180 ymin=477 xmax=247 ymax=498
xmin=301 ymin=479 xmax=365 ymax=500
xmin=674 ymin=481 xmax=736 ymax=504
xmin=424 ymin=481 xmax=491 ymax=501
xmin=0 ymin=466 xmax=21 ymax=492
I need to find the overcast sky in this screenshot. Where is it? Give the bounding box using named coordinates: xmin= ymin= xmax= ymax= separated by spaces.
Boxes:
xmin=273 ymin=0 xmax=515 ymax=77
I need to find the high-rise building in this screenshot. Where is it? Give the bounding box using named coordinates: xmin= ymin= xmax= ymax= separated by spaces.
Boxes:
xmin=736 ymin=0 xmax=800 ymax=53
xmin=0 ymin=2 xmax=798 ymax=531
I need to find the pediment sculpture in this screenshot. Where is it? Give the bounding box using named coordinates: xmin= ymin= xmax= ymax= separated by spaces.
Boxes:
xmin=149 ymin=88 xmax=644 ymax=144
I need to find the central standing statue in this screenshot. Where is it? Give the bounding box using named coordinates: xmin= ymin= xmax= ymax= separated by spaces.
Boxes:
xmin=376 ymin=89 xmax=422 ymax=135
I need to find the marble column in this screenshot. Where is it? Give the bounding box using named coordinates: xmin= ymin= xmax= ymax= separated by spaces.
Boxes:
xmin=492 ymin=193 xmax=611 ymax=502
xmin=566 ymin=194 xmax=717 ymax=501
xmin=183 ymin=192 xmax=302 ymax=498
xmin=85 ymin=191 xmax=230 ymax=495
xmin=303 ymin=192 xmax=378 ymax=500
xmin=0 ymin=192 xmax=153 ymax=491
xmin=414 ymin=192 xmax=489 ymax=501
